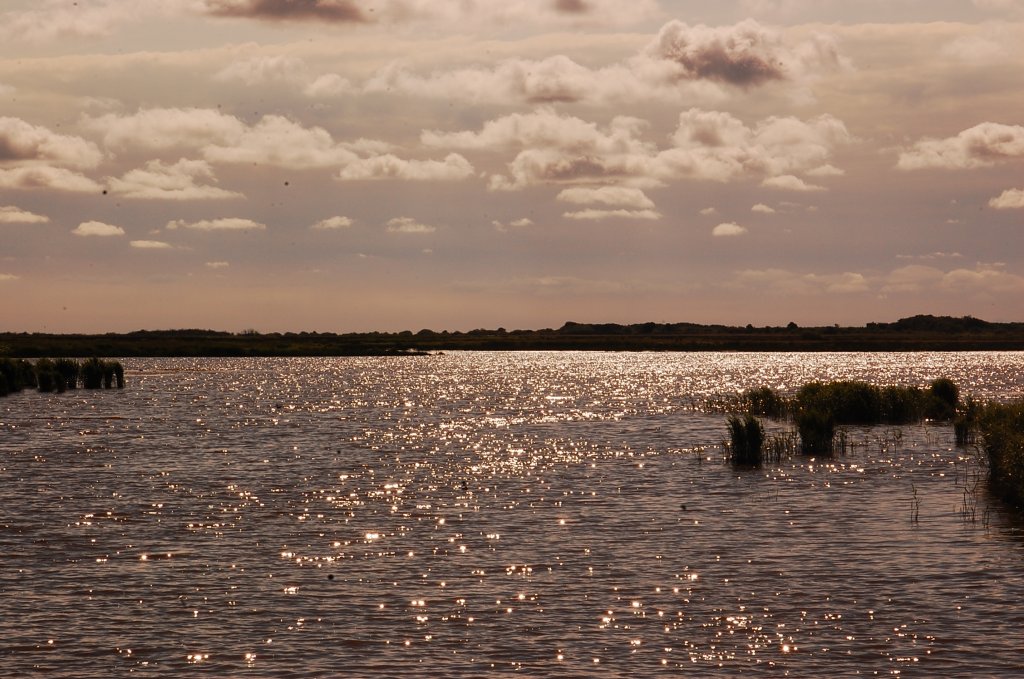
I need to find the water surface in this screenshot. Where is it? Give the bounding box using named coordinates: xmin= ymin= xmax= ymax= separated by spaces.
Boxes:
xmin=1 ymin=352 xmax=1023 ymax=676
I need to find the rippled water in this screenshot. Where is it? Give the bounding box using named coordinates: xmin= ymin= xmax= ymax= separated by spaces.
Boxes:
xmin=2 ymin=352 xmax=1023 ymax=676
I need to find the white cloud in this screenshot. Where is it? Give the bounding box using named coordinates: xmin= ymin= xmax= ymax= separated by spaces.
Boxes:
xmin=713 ymin=222 xmax=748 ymax=236
xmin=563 ymin=208 xmax=661 ymax=220
xmin=0 ymin=117 xmax=103 ymax=169
xmin=337 ymin=153 xmax=474 ymax=181
xmin=557 ymin=186 xmax=655 ymax=209
xmin=206 ymin=260 xmax=230 ymax=268
xmin=751 ymin=203 xmax=775 ymax=213
xmin=735 ymin=268 xmax=869 ymax=294
xmin=86 ymin=107 xmax=247 ymax=151
xmin=304 ymin=73 xmax=353 ymax=98
xmin=0 ymin=0 xmax=179 ymax=43
xmin=761 ymin=174 xmax=825 ymax=191
xmin=368 ymin=19 xmax=842 ymax=107
xmin=0 ymin=273 xmax=20 ymax=281
xmin=699 ymin=207 xmax=718 ymax=215
xmin=166 ymin=217 xmax=266 ymax=231
xmin=386 ymin=217 xmax=435 ymax=234
xmin=108 ymin=159 xmax=242 ymax=200
xmin=884 ymin=263 xmax=1024 ymax=294
xmin=131 ymin=240 xmax=174 ymax=249
xmin=73 ymin=221 xmax=125 ymax=237
xmin=203 ymin=115 xmax=359 ymax=170
xmin=213 ymin=55 xmax=308 ymax=86
xmin=0 ymin=166 xmax=103 ymax=193
xmin=989 ymin=188 xmax=1024 ymax=209
xmin=311 ymin=216 xmax=354 ymax=230
xmin=898 ymin=122 xmax=1024 ymax=170
xmin=0 ymin=206 xmax=49 ymax=224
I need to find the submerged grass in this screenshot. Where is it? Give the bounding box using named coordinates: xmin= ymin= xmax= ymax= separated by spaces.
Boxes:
xmin=977 ymin=401 xmax=1024 ymax=509
xmin=0 ymin=357 xmax=125 ymax=397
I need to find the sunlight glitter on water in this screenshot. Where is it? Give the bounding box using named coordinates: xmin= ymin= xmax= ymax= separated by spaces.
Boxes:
xmin=0 ymin=352 xmax=1023 ymax=675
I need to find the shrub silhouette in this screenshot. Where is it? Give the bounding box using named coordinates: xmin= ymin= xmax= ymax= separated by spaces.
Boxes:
xmin=728 ymin=414 xmax=765 ymax=466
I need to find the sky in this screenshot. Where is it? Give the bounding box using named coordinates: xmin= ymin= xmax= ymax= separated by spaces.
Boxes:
xmin=0 ymin=0 xmax=1022 ymax=333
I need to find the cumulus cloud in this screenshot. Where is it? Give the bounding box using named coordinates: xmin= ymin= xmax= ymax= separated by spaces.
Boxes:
xmin=883 ymin=264 xmax=1024 ymax=294
xmin=86 ymin=107 xmax=247 ymax=152
xmin=898 ymin=122 xmax=1024 ymax=170
xmin=166 ymin=217 xmax=266 ymax=231
xmin=492 ymin=217 xmax=535 ymax=231
xmin=366 ymin=19 xmax=840 ymax=106
xmin=337 ymin=153 xmax=474 ymax=181
xmin=213 ymin=55 xmax=309 ymax=86
xmin=0 ymin=166 xmax=103 ymax=193
xmin=73 ymin=221 xmax=125 ymax=237
xmin=311 ymin=216 xmax=354 ymax=230
xmin=0 ymin=273 xmax=19 ymax=282
xmin=989 ymin=188 xmax=1024 ymax=209
xmin=386 ymin=217 xmax=435 ymax=234
xmin=563 ymin=208 xmax=661 ymax=220
xmin=761 ymin=174 xmax=825 ymax=191
xmin=203 ymin=115 xmax=360 ymax=169
xmin=425 ymin=107 xmax=849 ymax=191
xmin=713 ymin=222 xmax=748 ymax=236
xmin=0 ymin=117 xmax=103 ymax=169
xmin=661 ymin=109 xmax=850 ymax=183
xmin=206 ymin=260 xmax=230 ymax=268
xmin=557 ymin=186 xmax=655 ymax=209
xmin=303 ymin=73 xmax=353 ymax=97
xmin=0 ymin=206 xmax=49 ymax=224
xmin=131 ymin=240 xmax=174 ymax=249
xmin=751 ymin=203 xmax=775 ymax=213
xmin=108 ymin=159 xmax=242 ymax=200
xmin=735 ymin=268 xmax=869 ymax=294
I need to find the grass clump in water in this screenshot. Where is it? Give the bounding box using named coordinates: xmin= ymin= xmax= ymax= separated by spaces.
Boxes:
xmin=728 ymin=414 xmax=765 ymax=466
xmin=796 ymin=409 xmax=836 ymax=456
xmin=978 ymin=401 xmax=1024 ymax=508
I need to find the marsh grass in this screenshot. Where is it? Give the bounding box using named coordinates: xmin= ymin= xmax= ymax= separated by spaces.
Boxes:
xmin=978 ymin=401 xmax=1024 ymax=508
xmin=727 ymin=414 xmax=765 ymax=466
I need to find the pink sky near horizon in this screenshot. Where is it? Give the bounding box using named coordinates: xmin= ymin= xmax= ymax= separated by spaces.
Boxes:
xmin=1 ymin=0 xmax=1022 ymax=333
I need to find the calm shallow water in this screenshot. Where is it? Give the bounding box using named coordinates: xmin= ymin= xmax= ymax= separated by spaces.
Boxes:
xmin=1 ymin=352 xmax=1023 ymax=677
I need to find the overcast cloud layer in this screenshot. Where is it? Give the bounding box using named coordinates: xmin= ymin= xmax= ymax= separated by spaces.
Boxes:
xmin=1 ymin=0 xmax=1022 ymax=332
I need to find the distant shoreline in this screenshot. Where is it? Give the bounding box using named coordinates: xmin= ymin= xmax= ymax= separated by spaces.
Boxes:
xmin=2 ymin=315 xmax=1022 ymax=357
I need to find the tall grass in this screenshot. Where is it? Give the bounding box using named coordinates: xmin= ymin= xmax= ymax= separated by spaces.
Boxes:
xmin=0 ymin=357 xmax=125 ymax=397
xmin=978 ymin=402 xmax=1024 ymax=508
xmin=728 ymin=414 xmax=765 ymax=466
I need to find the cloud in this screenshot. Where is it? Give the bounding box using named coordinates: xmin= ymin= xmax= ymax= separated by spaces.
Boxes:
xmin=131 ymin=240 xmax=174 ymax=249
xmin=563 ymin=208 xmax=661 ymax=220
xmin=303 ymin=73 xmax=353 ymax=97
xmin=761 ymin=174 xmax=825 ymax=191
xmin=712 ymin=222 xmax=748 ymax=236
xmin=557 ymin=186 xmax=655 ymax=209
xmin=386 ymin=217 xmax=435 ymax=234
xmin=203 ymin=0 xmax=367 ymax=22
xmin=492 ymin=217 xmax=535 ymax=231
xmin=202 ymin=115 xmax=360 ymax=169
xmin=644 ymin=19 xmax=788 ymax=87
xmin=898 ymin=122 xmax=1024 ymax=170
xmin=311 ymin=216 xmax=354 ymax=230
xmin=86 ymin=107 xmax=247 ymax=151
xmin=426 ymin=107 xmax=849 ymax=192
xmin=337 ymin=153 xmax=474 ymax=181
xmin=73 ymin=221 xmax=125 ymax=237
xmin=0 ymin=206 xmax=49 ymax=224
xmin=369 ymin=19 xmax=841 ymax=106
xmin=751 ymin=203 xmax=775 ymax=213
xmin=213 ymin=55 xmax=309 ymax=86
xmin=0 ymin=0 xmax=175 ymax=43
xmin=166 ymin=218 xmax=266 ymax=231
xmin=0 ymin=167 xmax=103 ymax=193
xmin=0 ymin=117 xmax=103 ymax=169
xmin=0 ymin=273 xmax=19 ymax=282
xmin=206 ymin=261 xmax=230 ymax=268
xmin=735 ymin=268 xmax=869 ymax=294
xmin=108 ymin=159 xmax=243 ymax=200
xmin=989 ymin=188 xmax=1024 ymax=209
xmin=660 ymin=109 xmax=849 ymax=183
xmin=883 ymin=264 xmax=1024 ymax=294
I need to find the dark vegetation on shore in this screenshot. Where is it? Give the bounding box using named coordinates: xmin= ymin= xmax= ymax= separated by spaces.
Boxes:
xmin=726 ymin=379 xmax=1024 ymax=512
xmin=0 ymin=357 xmax=124 ymax=397
xmin=2 ymin=315 xmax=1023 ymax=357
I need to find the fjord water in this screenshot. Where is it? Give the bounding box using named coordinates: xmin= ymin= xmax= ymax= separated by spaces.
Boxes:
xmin=2 ymin=352 xmax=1023 ymax=677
